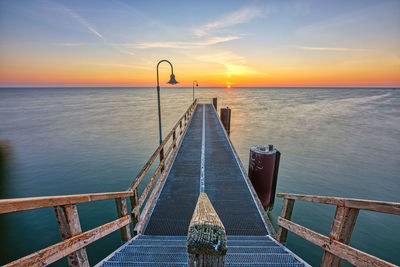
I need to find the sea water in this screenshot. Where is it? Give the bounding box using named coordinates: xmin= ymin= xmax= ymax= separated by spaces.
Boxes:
xmin=0 ymin=87 xmax=399 ymax=266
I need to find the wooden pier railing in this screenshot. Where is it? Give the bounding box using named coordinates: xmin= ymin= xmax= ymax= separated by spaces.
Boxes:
xmin=276 ymin=193 xmax=400 ymax=267
xmin=0 ymin=99 xmax=198 ymax=267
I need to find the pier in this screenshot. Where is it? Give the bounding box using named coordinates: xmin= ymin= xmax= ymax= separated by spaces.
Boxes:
xmin=0 ymin=99 xmax=399 ymax=267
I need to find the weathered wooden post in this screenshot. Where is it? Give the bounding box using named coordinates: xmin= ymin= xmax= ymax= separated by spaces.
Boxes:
xmin=320 ymin=206 xmax=359 ymax=267
xmin=220 ymin=107 xmax=231 ymax=135
xmin=173 ymin=130 xmax=177 ymax=148
xmin=277 ymin=198 xmax=295 ymax=242
xmin=54 ymin=204 xmax=90 ymax=267
xmin=130 ymin=188 xmax=139 ymax=230
xmin=115 ymin=197 xmax=132 ymax=241
xmin=160 ymin=147 xmax=165 ymax=172
xmin=187 ymin=193 xmax=227 ymax=267
xmin=213 ymin=97 xmax=217 ymax=110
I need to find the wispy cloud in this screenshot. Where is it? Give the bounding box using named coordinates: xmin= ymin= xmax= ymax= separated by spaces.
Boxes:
xmin=194 ymin=51 xmax=259 ymax=76
xmin=194 ymin=6 xmax=269 ymax=37
xmin=296 ymin=46 xmax=369 ymax=52
xmin=127 ymin=36 xmax=241 ymax=49
xmin=57 ymin=5 xmax=107 ymax=43
xmin=51 ymin=3 xmax=135 ymax=56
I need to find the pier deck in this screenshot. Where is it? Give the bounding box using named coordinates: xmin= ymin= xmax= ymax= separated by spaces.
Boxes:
xmin=99 ymin=103 xmax=307 ymax=266
xmin=144 ymin=104 xmax=268 ymax=236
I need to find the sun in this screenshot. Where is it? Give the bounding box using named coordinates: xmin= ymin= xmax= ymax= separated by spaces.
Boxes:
xmin=226 ymin=84 xmax=231 ymax=89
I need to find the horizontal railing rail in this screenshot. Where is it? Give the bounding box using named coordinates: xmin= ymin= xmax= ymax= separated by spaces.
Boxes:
xmin=196 ymin=97 xmax=214 ymax=103
xmin=128 ymin=100 xmax=197 ymax=191
xmin=276 ymin=193 xmax=400 ymax=215
xmin=0 ymin=99 xmax=199 ymax=267
xmin=0 ymin=191 xmax=133 ymax=214
xmin=276 ymin=193 xmax=399 ymax=267
xmin=5 ymin=216 xmax=130 ymax=267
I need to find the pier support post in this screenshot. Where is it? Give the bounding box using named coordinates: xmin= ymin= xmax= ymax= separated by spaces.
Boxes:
xmin=277 ymin=198 xmax=295 ymax=242
xmin=173 ymin=130 xmax=176 ymax=148
xmin=115 ymin=197 xmax=132 ymax=241
xmin=213 ymin=97 xmax=217 ymax=110
xmin=321 ymin=206 xmax=359 ymax=267
xmin=160 ymin=147 xmax=165 ymax=172
xmin=220 ymin=107 xmax=231 ymax=135
xmin=54 ymin=204 xmax=89 ymax=267
xmin=187 ymin=193 xmax=227 ymax=267
xmin=130 ymin=188 xmax=139 ymax=235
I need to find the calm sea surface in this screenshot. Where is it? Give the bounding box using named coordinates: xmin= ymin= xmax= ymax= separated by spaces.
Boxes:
xmin=0 ymin=87 xmax=399 ymax=266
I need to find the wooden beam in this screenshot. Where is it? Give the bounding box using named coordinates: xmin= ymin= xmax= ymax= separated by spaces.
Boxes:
xmin=277 ymin=193 xmax=400 ymax=215
xmin=187 ymin=193 xmax=227 ymax=267
xmin=321 ymin=206 xmax=359 ymax=267
xmin=135 ymin=132 xmax=178 ymax=212
xmin=159 ymin=147 xmax=165 ymax=173
xmin=277 ymin=198 xmax=295 ymax=242
xmin=134 ymin=110 xmax=190 ymax=234
xmin=0 ymin=191 xmax=133 ymax=214
xmin=277 ymin=217 xmax=396 ymax=267
xmin=115 ymin=198 xmax=131 ymax=241
xmin=172 ymin=130 xmax=176 ymax=148
xmin=128 ymin=100 xmax=197 ymax=191
xmin=130 ymin=188 xmax=139 ymax=227
xmin=134 ymin=141 xmax=177 ymax=234
xmin=4 ymin=215 xmax=130 ymax=267
xmin=131 ymin=102 xmax=198 ymax=214
xmin=54 ymin=204 xmax=89 ymax=267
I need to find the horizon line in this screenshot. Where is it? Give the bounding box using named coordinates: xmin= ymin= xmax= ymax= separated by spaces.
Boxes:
xmin=0 ymin=85 xmax=399 ymax=89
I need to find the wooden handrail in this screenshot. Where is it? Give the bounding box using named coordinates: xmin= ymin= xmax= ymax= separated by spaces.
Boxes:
xmin=133 ymin=125 xmax=180 ymax=212
xmin=277 ymin=193 xmax=400 ymax=215
xmin=278 ymin=217 xmax=396 ymax=267
xmin=128 ymin=99 xmax=197 ymax=191
xmin=276 ymin=193 xmax=400 ymax=267
xmin=0 ymin=191 xmax=133 ymax=214
xmin=4 ymin=215 xmax=130 ymax=267
xmin=133 ymin=105 xmax=195 ymax=234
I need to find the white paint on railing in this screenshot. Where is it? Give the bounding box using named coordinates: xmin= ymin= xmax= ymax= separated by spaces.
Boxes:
xmin=200 ymin=104 xmax=206 ymax=193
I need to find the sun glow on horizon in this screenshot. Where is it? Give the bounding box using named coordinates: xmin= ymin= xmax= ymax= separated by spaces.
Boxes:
xmin=0 ymin=1 xmax=399 ymax=87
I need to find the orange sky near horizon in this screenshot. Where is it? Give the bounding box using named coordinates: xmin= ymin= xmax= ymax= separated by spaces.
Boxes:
xmin=0 ymin=1 xmax=399 ymax=87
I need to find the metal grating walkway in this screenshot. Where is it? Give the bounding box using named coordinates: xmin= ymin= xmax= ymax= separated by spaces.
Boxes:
xmin=100 ymin=235 xmax=306 ymax=266
xmin=144 ymin=104 xmax=268 ymax=236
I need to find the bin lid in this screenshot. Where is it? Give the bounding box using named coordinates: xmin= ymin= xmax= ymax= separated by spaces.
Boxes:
xmin=250 ymin=145 xmax=276 ymax=155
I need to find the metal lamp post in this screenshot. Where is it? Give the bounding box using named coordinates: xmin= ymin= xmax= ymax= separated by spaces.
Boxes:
xmin=192 ymin=80 xmax=198 ymax=102
xmin=156 ymin=60 xmax=178 ymax=146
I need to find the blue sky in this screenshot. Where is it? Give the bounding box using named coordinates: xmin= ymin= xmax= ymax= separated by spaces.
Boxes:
xmin=0 ymin=0 xmax=399 ymax=86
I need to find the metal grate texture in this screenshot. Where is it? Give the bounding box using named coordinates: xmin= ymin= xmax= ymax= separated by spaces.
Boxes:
xmin=144 ymin=104 xmax=267 ymax=235
xmin=203 ymin=104 xmax=267 ymax=235
xmin=100 ymin=235 xmax=306 ymax=266
xmin=143 ymin=105 xmax=203 ymax=235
